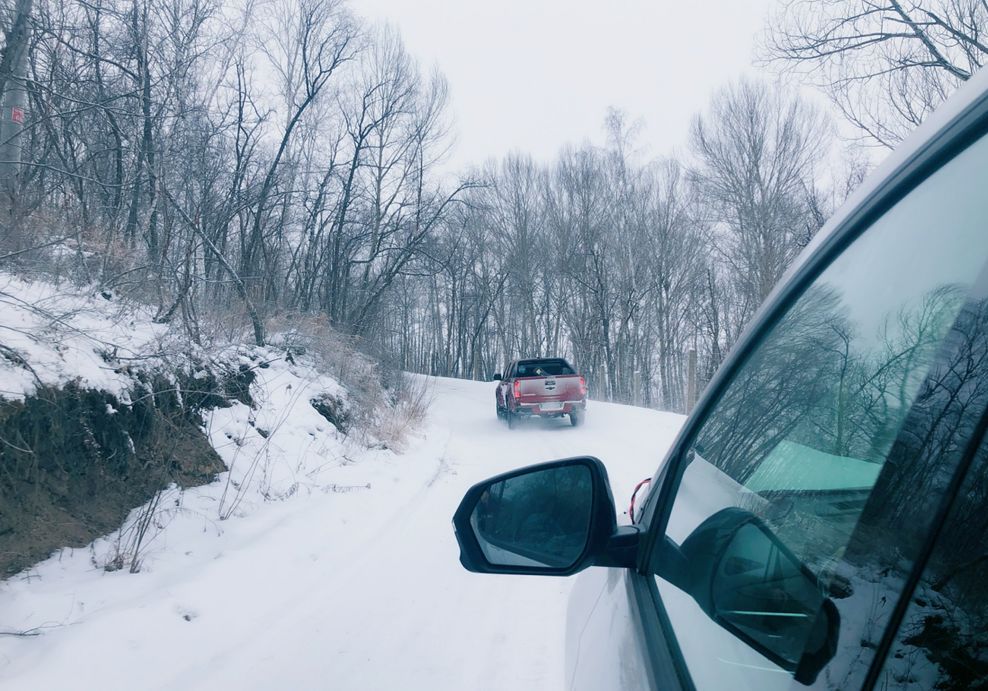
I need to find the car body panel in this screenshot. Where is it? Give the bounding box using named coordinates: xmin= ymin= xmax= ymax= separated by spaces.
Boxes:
xmin=566 ymin=568 xmax=653 ymax=691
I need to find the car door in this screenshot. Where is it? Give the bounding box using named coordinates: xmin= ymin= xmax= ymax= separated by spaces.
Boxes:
xmin=575 ymin=93 xmax=988 ymax=691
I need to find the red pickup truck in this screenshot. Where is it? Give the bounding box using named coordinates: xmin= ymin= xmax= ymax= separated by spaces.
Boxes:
xmin=494 ymin=358 xmax=587 ymax=428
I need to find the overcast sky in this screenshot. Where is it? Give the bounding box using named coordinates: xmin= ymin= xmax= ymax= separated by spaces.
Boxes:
xmin=349 ymin=0 xmax=775 ymax=172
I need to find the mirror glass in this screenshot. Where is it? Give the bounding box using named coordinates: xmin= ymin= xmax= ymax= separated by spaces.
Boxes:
xmin=470 ymin=463 xmax=593 ymax=568
xmin=712 ymin=521 xmax=830 ymax=670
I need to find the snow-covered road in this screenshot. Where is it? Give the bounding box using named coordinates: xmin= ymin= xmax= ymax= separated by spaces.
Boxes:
xmin=0 ymin=376 xmax=683 ymax=691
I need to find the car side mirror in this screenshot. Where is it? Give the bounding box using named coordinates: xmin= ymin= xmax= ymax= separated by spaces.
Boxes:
xmin=492 ymin=372 xmax=502 ymax=381
xmin=673 ymin=508 xmax=839 ymax=685
xmin=453 ymin=457 xmax=638 ymax=576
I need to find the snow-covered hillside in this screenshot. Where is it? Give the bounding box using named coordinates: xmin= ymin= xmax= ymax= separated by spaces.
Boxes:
xmin=0 ymin=272 xmax=374 ymax=574
xmin=0 ymin=273 xmax=180 ymax=399
xmin=0 ymin=360 xmax=684 ymax=690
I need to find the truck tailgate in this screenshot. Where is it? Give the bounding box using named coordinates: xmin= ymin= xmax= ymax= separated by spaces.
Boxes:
xmin=516 ymin=375 xmax=583 ymax=401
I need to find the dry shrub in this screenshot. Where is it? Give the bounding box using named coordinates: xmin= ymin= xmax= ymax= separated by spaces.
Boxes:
xmin=265 ymin=313 xmax=431 ymax=449
xmin=371 ymin=373 xmax=434 ymax=451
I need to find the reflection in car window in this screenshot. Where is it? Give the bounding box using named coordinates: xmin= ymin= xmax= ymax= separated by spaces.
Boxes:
xmin=653 ymin=132 xmax=988 ymax=690
xmin=876 ymin=368 xmax=988 ymax=690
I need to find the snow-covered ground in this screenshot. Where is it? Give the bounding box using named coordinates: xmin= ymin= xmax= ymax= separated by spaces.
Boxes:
xmin=0 ymin=273 xmax=175 ymax=400
xmin=0 ymin=370 xmax=683 ymax=690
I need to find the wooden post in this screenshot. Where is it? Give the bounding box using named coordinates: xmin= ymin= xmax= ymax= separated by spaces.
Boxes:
xmin=686 ymin=348 xmax=697 ymax=414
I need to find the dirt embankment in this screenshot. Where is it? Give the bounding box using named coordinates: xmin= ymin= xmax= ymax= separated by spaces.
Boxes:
xmin=0 ymin=365 xmax=254 ymax=577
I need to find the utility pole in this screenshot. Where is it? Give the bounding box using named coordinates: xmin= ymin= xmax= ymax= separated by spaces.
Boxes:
xmin=0 ymin=0 xmax=33 ymax=217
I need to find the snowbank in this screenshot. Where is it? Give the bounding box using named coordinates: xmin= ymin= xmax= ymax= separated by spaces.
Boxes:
xmin=0 ymin=274 xmax=173 ymax=401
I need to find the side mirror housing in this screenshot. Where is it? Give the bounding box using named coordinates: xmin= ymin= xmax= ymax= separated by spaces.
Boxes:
xmin=492 ymin=372 xmax=502 ymax=381
xmin=452 ymin=456 xmax=637 ymax=576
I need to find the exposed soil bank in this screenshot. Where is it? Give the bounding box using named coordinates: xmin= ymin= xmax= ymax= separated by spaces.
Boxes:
xmin=0 ymin=366 xmax=253 ymax=577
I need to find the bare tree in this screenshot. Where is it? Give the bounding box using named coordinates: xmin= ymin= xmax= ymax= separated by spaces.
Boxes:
xmin=241 ymin=0 xmax=358 ymax=309
xmin=691 ymin=79 xmax=831 ymax=326
xmin=763 ymin=0 xmax=988 ymax=146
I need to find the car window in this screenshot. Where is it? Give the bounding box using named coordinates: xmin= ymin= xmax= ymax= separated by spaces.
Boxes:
xmin=516 ymin=360 xmax=574 ymax=377
xmin=875 ymin=378 xmax=988 ymax=691
xmin=651 ymin=131 xmax=988 ymax=691
xmin=544 ymin=361 xmax=575 ymax=375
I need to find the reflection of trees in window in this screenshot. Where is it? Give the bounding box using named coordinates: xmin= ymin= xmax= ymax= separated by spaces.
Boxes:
xmin=696 ymin=285 xmax=849 ymax=483
xmin=845 ymin=296 xmax=988 ymax=690
xmin=697 ymin=284 xmax=967 ymax=487
xmin=858 ymin=293 xmax=988 ymax=554
xmin=695 ymin=282 xmax=969 ymax=579
xmin=845 ymin=285 xmax=967 ymax=465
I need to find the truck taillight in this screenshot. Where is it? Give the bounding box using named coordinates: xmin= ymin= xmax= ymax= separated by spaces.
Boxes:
xmin=579 ymin=376 xmax=586 ymax=396
xmin=513 ymin=380 xmax=521 ymax=399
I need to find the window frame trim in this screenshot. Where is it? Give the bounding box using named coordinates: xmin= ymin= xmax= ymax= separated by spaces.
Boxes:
xmin=633 ymin=85 xmax=988 ymax=691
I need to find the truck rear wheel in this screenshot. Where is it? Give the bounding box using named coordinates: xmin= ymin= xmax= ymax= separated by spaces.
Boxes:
xmin=570 ymin=410 xmax=584 ymax=427
xmin=507 ymin=411 xmax=518 ymax=429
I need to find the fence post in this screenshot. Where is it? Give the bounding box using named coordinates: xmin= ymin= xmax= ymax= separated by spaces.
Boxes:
xmin=686 ymin=348 xmax=697 ymax=414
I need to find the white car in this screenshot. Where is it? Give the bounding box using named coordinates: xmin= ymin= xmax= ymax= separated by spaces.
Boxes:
xmin=453 ymin=65 xmax=988 ymax=690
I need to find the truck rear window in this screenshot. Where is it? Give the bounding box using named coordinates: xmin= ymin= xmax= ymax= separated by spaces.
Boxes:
xmin=515 ymin=360 xmax=574 ymax=377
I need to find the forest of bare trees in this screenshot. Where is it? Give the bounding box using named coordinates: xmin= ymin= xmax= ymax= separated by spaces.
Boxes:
xmin=380 ymin=85 xmax=841 ymax=410
xmin=0 ymin=0 xmax=980 ymax=412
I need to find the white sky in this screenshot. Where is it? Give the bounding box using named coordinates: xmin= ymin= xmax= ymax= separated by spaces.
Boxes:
xmin=350 ymin=0 xmax=775 ymax=173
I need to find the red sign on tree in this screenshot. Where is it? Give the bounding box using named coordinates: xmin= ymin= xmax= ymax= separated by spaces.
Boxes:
xmin=11 ymin=106 xmax=24 ymax=124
